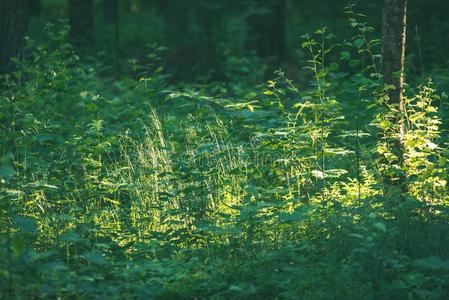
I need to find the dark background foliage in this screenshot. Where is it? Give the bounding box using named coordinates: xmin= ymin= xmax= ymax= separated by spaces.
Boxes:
xmin=27 ymin=0 xmax=449 ymax=80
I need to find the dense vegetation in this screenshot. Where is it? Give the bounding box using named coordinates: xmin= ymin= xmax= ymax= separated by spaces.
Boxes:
xmin=1 ymin=1 xmax=449 ymax=299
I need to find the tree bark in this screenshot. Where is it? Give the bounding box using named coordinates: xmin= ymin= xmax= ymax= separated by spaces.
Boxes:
xmin=381 ymin=0 xmax=407 ymax=107
xmin=68 ymin=0 xmax=94 ymax=49
xmin=381 ymin=0 xmax=408 ymax=193
xmin=30 ymin=0 xmax=42 ymax=16
xmin=0 ymin=0 xmax=30 ymax=74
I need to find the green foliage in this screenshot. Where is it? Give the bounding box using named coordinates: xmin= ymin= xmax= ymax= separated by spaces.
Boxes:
xmin=1 ymin=13 xmax=449 ymax=300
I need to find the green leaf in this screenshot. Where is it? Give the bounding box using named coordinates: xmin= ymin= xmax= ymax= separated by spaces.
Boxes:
xmin=0 ymin=165 xmax=15 ymax=180
xmin=349 ymin=59 xmax=361 ymax=67
xmin=415 ymin=257 xmax=449 ymax=270
xmin=39 ymin=261 xmax=68 ymax=272
xmin=353 ymin=38 xmax=364 ymax=48
xmin=311 ymin=170 xmax=325 ymax=179
xmin=325 ymin=169 xmax=348 ymax=178
xmin=60 ymin=230 xmax=82 ymax=243
xmin=12 ymin=235 xmax=26 ymax=257
xmin=373 ymin=222 xmax=387 ymax=232
xmin=341 ymin=51 xmax=351 ymax=61
xmin=33 ymin=134 xmax=54 ymax=143
xmin=329 ymin=62 xmax=339 ymax=71
xmin=301 ymin=41 xmax=311 ymax=48
xmin=13 ymin=216 xmax=37 ymax=234
xmin=84 ymin=252 xmax=107 ymax=265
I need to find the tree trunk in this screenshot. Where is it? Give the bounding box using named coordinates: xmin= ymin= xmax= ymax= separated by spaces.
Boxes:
xmin=68 ymin=0 xmax=94 ymax=49
xmin=381 ymin=0 xmax=408 ymax=193
xmin=30 ymin=0 xmax=42 ymax=16
xmin=381 ymin=0 xmax=407 ymax=108
xmin=0 ymin=0 xmax=30 ymax=74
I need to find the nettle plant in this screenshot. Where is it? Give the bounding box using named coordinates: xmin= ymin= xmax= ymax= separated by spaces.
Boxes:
xmin=347 ymin=9 xmax=449 ymax=204
xmin=369 ymin=83 xmax=448 ymax=205
xmin=260 ymin=27 xmax=351 ymax=203
xmin=398 ymin=83 xmax=447 ymax=202
xmin=259 ymin=5 xmax=449 ymax=209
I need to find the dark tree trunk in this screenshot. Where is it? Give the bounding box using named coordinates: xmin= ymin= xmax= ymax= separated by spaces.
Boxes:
xmin=381 ymin=0 xmax=407 ymax=107
xmin=0 ymin=0 xmax=30 ymax=74
xmin=68 ymin=0 xmax=94 ymax=49
xmin=30 ymin=0 xmax=42 ymax=16
xmin=381 ymin=0 xmax=408 ymax=193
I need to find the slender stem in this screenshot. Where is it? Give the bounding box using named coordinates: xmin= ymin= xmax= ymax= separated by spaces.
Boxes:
xmin=415 ymin=25 xmax=423 ymax=75
xmin=356 ymin=113 xmax=361 ymax=202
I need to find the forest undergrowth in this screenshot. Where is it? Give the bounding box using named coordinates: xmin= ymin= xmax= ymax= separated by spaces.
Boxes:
xmin=1 ymin=13 xmax=449 ymax=300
